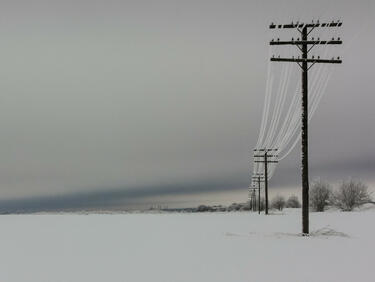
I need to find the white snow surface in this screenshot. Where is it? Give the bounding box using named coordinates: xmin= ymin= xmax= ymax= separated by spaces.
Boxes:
xmin=0 ymin=208 xmax=374 ymax=282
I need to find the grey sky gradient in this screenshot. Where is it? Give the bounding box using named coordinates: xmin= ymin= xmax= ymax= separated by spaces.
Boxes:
xmin=0 ymin=0 xmax=374 ymax=211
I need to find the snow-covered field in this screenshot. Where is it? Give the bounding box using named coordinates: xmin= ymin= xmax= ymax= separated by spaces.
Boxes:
xmin=0 ymin=208 xmax=373 ymax=282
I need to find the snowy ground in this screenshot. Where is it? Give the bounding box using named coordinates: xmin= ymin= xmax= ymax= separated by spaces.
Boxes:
xmin=0 ymin=208 xmax=374 ymax=282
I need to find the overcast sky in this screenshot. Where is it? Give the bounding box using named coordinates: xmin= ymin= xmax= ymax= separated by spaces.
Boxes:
xmin=0 ymin=0 xmax=374 ymax=212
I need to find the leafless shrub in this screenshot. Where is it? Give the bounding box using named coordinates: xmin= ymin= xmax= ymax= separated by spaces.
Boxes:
xmin=286 ymin=195 xmax=301 ymax=208
xmin=271 ymin=195 xmax=286 ymax=211
xmin=310 ymin=179 xmax=331 ymax=212
xmin=331 ymin=179 xmax=372 ymax=211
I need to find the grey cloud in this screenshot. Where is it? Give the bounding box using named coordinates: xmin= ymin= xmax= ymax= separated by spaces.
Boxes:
xmin=0 ymin=0 xmax=373 ymax=210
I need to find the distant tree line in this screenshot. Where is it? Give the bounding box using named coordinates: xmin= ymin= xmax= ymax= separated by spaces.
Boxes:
xmin=269 ymin=179 xmax=372 ymax=212
xmin=161 ymin=179 xmax=372 ymax=213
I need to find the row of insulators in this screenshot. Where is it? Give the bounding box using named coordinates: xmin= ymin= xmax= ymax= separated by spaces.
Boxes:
xmin=271 ymin=37 xmax=341 ymax=42
xmin=271 ymin=55 xmax=341 ymax=60
xmin=270 ymin=20 xmax=341 ymax=25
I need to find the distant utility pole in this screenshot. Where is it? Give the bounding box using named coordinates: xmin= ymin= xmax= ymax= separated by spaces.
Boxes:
xmin=269 ymin=20 xmax=342 ymax=234
xmin=248 ymin=187 xmax=253 ymax=210
xmin=253 ymin=174 xmax=265 ymax=214
xmin=252 ymin=188 xmax=257 ymax=212
xmin=254 ymin=149 xmax=278 ymax=215
xmin=248 ymin=187 xmax=257 ymax=211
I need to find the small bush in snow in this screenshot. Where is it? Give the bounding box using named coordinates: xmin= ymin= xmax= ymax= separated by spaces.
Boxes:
xmin=286 ymin=195 xmax=301 ymax=208
xmin=196 ymin=205 xmax=213 ymax=212
xmin=331 ymin=180 xmax=372 ymax=211
xmin=228 ymin=203 xmax=242 ymax=211
xmin=271 ymin=195 xmax=286 ymax=211
xmin=310 ymin=180 xmax=331 ymax=212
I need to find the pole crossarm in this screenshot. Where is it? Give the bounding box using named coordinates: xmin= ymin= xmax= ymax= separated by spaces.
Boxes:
xmin=271 ymin=58 xmax=342 ymax=64
xmin=269 ymin=21 xmax=342 ymax=29
xmin=254 ymin=155 xmax=279 ymax=158
xmin=254 ymin=154 xmax=278 ymax=158
xmin=253 ymin=148 xmax=278 ymax=152
xmin=270 ymin=40 xmax=342 ymax=45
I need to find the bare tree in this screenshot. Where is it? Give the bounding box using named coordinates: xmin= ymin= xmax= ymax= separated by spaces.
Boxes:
xmin=286 ymin=195 xmax=301 ymax=208
xmin=310 ymin=179 xmax=331 ymax=212
xmin=271 ymin=195 xmax=286 ymax=211
xmin=331 ymin=179 xmax=372 ymax=211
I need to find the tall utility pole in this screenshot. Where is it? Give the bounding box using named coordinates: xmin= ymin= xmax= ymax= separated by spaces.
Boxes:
xmin=253 ymin=174 xmax=264 ymax=214
xmin=269 ymin=20 xmax=342 ymax=234
xmin=254 ymin=149 xmax=278 ymax=215
xmin=252 ymin=188 xmax=257 ymax=211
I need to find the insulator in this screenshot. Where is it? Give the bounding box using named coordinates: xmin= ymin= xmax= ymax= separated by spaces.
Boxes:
xmin=271 ymin=39 xmax=274 ymax=42
xmin=318 ymin=56 xmax=320 ymax=59
xmin=292 ymin=37 xmax=294 ymax=41
xmin=277 ymin=38 xmax=280 ymax=41
xmin=337 ymin=57 xmax=340 ymax=59
xmin=312 ymin=56 xmax=315 ymax=59
xmin=312 ymin=37 xmax=314 ymax=40
xmin=338 ymin=37 xmax=341 ymax=40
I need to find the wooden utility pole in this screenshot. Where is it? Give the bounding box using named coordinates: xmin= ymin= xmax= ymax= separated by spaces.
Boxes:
xmin=250 ymin=186 xmax=258 ymax=212
xmin=248 ymin=187 xmax=256 ymax=211
xmin=252 ymin=189 xmax=257 ymax=211
xmin=253 ymin=174 xmax=264 ymax=214
xmin=254 ymin=149 xmax=278 ymax=215
xmin=258 ymin=178 xmax=261 ymax=214
xmin=269 ymin=20 xmax=342 ymax=234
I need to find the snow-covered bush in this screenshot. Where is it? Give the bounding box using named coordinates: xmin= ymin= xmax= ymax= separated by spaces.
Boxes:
xmin=286 ymin=195 xmax=301 ymax=208
xmin=271 ymin=195 xmax=286 ymax=211
xmin=227 ymin=203 xmax=243 ymax=211
xmin=310 ymin=180 xmax=331 ymax=212
xmin=196 ymin=205 xmax=214 ymax=212
xmin=331 ymin=180 xmax=371 ymax=211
